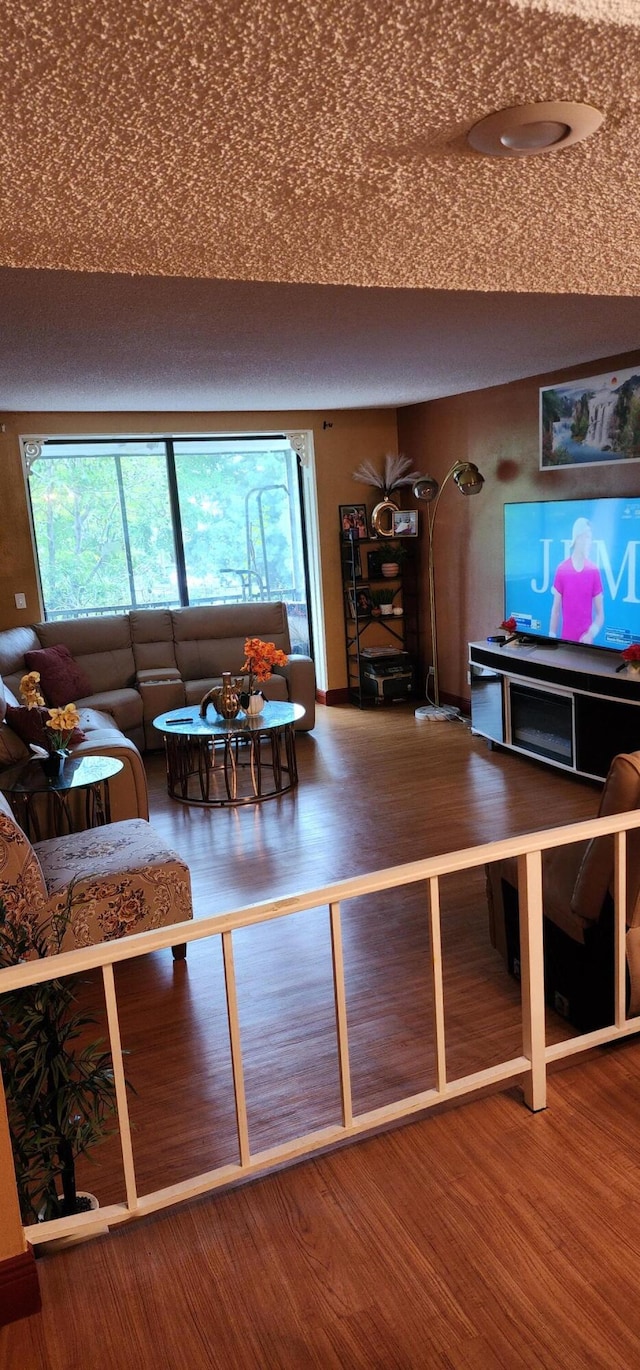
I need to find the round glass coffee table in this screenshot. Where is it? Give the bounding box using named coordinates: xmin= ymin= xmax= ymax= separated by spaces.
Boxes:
xmin=0 ymin=753 xmax=124 ymax=840
xmin=154 ymin=702 xmax=305 ymax=806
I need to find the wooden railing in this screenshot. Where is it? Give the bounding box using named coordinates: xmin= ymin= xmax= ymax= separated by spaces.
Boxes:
xmin=3 ymin=807 xmax=640 ymax=1249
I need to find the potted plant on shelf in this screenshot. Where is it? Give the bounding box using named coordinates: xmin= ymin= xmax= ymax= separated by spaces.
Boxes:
xmin=368 ymin=542 xmax=410 ymax=580
xmin=371 ymin=587 xmax=397 ymax=616
xmin=0 ymin=887 xmax=120 ymax=1224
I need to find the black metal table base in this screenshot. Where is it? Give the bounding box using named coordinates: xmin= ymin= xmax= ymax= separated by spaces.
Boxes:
xmin=165 ymin=726 xmax=299 ymax=806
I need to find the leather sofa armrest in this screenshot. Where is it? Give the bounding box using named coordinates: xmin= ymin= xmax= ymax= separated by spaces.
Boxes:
xmin=72 ymin=733 xmax=150 ymax=823
xmin=274 ymin=655 xmax=315 ymax=730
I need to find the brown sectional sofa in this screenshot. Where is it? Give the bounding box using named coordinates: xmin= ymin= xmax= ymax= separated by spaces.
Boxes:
xmin=0 ymin=600 xmax=315 ymax=747
xmin=0 ymin=601 xmax=315 ymax=835
xmin=0 ymin=686 xmax=150 ymax=827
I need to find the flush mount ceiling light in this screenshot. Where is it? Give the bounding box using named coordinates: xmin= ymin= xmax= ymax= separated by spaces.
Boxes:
xmin=467 ymin=100 xmax=604 ymax=158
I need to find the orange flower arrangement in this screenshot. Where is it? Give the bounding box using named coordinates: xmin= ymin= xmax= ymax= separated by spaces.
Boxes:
xmin=19 ymin=671 xmax=81 ymax=754
xmin=241 ymin=637 xmax=288 ymax=699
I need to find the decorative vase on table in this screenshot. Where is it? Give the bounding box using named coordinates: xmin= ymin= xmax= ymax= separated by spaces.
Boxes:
xmin=42 ymin=749 xmax=69 ymax=780
xmin=217 ymin=672 xmax=241 ymax=720
xmin=245 ymin=692 xmax=266 ymax=716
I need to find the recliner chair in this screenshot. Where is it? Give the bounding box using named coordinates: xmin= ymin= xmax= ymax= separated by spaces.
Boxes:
xmin=486 ymin=750 xmax=640 ymax=1032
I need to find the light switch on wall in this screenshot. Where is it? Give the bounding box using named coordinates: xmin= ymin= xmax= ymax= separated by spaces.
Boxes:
xmin=14 ymin=593 xmax=27 ymax=609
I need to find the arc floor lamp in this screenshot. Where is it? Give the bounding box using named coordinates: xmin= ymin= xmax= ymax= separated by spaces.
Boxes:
xmin=413 ymin=461 xmax=485 ymax=721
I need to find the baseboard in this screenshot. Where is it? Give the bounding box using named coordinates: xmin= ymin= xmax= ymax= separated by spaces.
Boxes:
xmin=444 ymin=692 xmax=470 ymax=715
xmin=317 ymin=688 xmax=471 ymax=712
xmin=317 ymin=688 xmax=350 ymax=706
xmin=0 ymin=1247 xmax=41 ymax=1326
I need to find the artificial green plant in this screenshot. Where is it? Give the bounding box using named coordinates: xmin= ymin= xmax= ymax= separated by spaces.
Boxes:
xmin=0 ymin=888 xmax=119 ymax=1223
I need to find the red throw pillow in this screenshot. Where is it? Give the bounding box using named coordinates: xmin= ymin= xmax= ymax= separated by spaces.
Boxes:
xmin=5 ymin=705 xmax=86 ymax=750
xmin=6 ymin=705 xmax=50 ymax=750
xmin=23 ymin=644 xmax=92 ymax=707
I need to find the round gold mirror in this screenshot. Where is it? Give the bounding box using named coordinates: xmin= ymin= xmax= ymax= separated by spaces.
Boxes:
xmin=370 ymin=498 xmax=398 ymax=538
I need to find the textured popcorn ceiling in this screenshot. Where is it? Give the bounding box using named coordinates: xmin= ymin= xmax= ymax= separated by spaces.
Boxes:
xmin=0 ymin=0 xmax=639 ymax=410
xmin=1 ymin=0 xmax=638 ymax=295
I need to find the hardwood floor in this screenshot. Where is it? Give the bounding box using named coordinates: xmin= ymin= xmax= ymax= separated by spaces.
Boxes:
xmin=6 ymin=702 xmax=636 ymax=1368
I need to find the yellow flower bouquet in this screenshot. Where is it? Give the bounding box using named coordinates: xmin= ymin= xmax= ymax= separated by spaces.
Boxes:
xmin=19 ymin=672 xmax=82 ymax=757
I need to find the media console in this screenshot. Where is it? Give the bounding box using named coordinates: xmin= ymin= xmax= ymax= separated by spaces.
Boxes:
xmin=469 ymin=639 xmax=640 ymax=781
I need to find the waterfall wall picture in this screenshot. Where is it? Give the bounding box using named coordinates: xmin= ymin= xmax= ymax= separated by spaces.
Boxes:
xmin=540 ymin=364 xmax=640 ymax=470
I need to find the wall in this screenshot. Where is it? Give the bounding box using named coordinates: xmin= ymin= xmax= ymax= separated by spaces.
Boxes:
xmin=398 ymin=349 xmax=640 ymax=709
xmin=0 ymin=407 xmax=399 ymax=694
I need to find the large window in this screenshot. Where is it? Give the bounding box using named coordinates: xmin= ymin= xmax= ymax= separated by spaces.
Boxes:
xmin=24 ymin=434 xmax=312 ymax=655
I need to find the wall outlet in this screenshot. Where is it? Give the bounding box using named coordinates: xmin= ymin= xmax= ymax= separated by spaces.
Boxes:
xmin=14 ymin=592 xmax=27 ymax=609
xmin=427 ymin=666 xmax=435 ymax=677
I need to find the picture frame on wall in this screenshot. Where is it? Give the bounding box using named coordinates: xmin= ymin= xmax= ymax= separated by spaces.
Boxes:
xmin=540 ymin=364 xmax=640 ymax=470
xmin=392 ymin=509 xmax=418 ymax=536
xmin=339 ymin=504 xmax=369 ymax=540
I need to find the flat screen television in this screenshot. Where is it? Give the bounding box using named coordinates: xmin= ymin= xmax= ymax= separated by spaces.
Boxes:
xmin=504 ymin=496 xmax=640 ymax=654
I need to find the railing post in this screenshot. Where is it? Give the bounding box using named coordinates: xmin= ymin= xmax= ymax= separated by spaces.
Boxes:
xmin=222 ymin=930 xmax=251 ymax=1166
xmin=330 ymin=902 xmax=353 ymax=1128
xmin=614 ymin=831 xmax=627 ymax=1029
xmin=518 ymin=849 xmax=547 ymax=1112
xmin=0 ymin=1068 xmax=42 ymax=1325
xmin=427 ymin=877 xmax=447 ymax=1093
xmin=0 ymin=1071 xmax=25 ymax=1261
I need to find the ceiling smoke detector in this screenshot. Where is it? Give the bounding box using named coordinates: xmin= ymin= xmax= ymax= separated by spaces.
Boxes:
xmin=467 ymin=101 xmax=604 ymax=158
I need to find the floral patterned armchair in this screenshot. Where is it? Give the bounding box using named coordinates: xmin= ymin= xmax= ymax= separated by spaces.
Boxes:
xmin=0 ymin=791 xmax=192 ymax=956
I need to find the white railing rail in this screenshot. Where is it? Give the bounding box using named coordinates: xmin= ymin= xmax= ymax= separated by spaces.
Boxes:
xmin=3 ymin=806 xmax=640 ymax=1248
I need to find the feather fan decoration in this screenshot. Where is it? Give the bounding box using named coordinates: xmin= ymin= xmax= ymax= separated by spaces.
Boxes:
xmin=352 ymin=453 xmax=422 ymax=496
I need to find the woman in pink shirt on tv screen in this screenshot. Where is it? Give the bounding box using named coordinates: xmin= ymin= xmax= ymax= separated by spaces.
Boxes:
xmin=549 ymin=517 xmax=605 ymax=645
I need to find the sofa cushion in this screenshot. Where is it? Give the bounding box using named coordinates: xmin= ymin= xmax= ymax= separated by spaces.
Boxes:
xmin=0 ymin=676 xmax=20 ymax=727
xmin=24 ymin=644 xmax=92 ymax=706
xmin=171 ymin=603 xmax=291 ymax=682
xmin=5 ymin=705 xmax=51 ymax=751
xmin=76 ymin=687 xmax=144 ymax=737
xmin=35 ymin=615 xmax=136 ymax=695
xmin=0 ymin=627 xmax=43 ymax=701
xmin=0 ymin=722 xmax=29 ymax=766
xmin=130 ymin=609 xmax=179 ymax=673
xmin=5 ymin=704 xmax=86 ymax=751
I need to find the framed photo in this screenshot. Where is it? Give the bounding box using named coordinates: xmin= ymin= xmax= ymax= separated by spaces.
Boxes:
xmin=347 ymin=585 xmax=373 ymax=619
xmin=392 ymin=509 xmax=418 ymax=537
xmin=540 ymin=365 xmax=640 ymax=470
xmin=340 ymin=504 xmax=369 ymax=540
